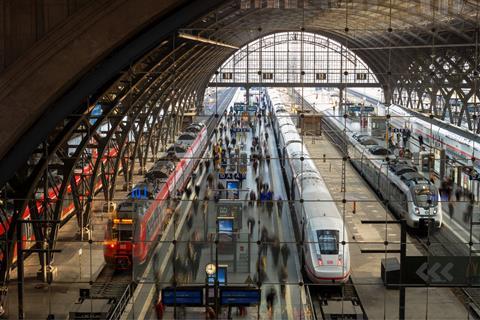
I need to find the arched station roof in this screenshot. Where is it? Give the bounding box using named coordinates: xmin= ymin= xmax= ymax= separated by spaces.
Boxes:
xmin=0 ymin=0 xmax=478 ymax=287
xmin=0 ymin=0 xmax=478 ymax=188
xmin=211 ymin=31 xmax=379 ymax=87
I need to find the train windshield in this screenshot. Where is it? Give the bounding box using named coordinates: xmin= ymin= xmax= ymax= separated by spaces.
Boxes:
xmin=316 ymin=230 xmax=339 ymax=255
xmin=112 ymin=226 xmax=133 ymax=241
xmin=413 ymin=186 xmax=438 ymax=208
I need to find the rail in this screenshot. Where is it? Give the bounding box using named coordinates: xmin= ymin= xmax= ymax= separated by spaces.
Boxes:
xmin=108 ymin=283 xmax=134 ymax=320
xmin=414 ymin=229 xmax=480 ymax=319
xmin=319 ymin=92 xmax=480 ymax=320
xmin=289 ymin=89 xmax=367 ymax=319
xmin=118 ymin=87 xmax=238 ymax=319
xmin=266 ymin=89 xmax=316 ymax=320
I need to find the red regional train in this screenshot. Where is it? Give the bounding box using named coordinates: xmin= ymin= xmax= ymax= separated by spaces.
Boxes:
xmin=103 ymin=122 xmax=207 ymax=268
xmin=0 ymin=146 xmax=119 ymax=264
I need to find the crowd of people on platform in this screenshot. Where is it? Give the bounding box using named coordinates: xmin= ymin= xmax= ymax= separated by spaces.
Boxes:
xmin=155 ymin=94 xmax=295 ymax=319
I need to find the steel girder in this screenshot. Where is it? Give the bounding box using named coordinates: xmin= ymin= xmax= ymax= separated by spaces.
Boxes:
xmin=393 ymin=48 xmax=480 ymax=132
xmin=0 ymin=28 xmax=222 ymax=299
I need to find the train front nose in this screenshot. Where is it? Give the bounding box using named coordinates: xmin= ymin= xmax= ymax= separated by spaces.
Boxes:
xmin=314 ymin=255 xmax=350 ymax=282
xmin=104 ymin=241 xmax=133 ymax=268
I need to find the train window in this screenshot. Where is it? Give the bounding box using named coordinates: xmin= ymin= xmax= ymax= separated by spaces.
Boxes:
xmin=113 ymin=227 xmax=133 ymax=241
xmin=413 ymin=186 xmax=438 ymax=208
xmin=316 ymin=230 xmax=339 ymax=255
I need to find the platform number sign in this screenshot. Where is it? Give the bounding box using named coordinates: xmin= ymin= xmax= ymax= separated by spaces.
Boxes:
xmin=316 ymin=73 xmax=327 ymax=80
xmin=356 ymin=73 xmax=367 ymax=80
xmin=222 ymin=72 xmax=233 ymax=80
xmin=262 ymin=72 xmax=273 ymax=80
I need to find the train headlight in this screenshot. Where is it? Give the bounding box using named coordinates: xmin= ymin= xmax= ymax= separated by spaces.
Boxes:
xmin=433 ymin=208 xmax=437 ymax=215
xmin=415 ymin=207 xmax=420 ymax=215
xmin=317 ymin=258 xmax=323 ymax=266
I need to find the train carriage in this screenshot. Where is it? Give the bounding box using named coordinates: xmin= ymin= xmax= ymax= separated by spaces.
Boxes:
xmin=269 ymin=89 xmax=351 ymax=283
xmin=103 ymin=122 xmax=208 ymax=269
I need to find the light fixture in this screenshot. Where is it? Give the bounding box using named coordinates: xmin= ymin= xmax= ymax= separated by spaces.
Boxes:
xmin=178 ymin=33 xmax=239 ymax=50
xmin=205 ymin=263 xmax=216 ymax=275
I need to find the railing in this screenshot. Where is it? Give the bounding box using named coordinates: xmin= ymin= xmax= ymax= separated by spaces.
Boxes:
xmin=109 ymin=283 xmax=134 ymax=320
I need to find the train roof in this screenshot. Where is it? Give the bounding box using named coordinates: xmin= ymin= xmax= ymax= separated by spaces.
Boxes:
xmin=389 ymin=163 xmax=417 ymax=176
xmin=308 ymin=215 xmax=345 ymax=232
xmin=368 ymin=145 xmax=391 ymax=156
xmin=283 ymin=132 xmax=302 ymax=146
xmin=400 ymin=172 xmax=430 ymax=186
xmin=178 ymin=132 xmax=197 ymax=140
xmin=146 ymin=164 xmax=171 ymax=180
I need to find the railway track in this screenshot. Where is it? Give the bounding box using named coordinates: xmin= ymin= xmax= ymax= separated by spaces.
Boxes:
xmin=68 ymin=266 xmax=134 ymax=320
xmin=413 ymin=228 xmax=480 ymax=319
xmin=319 ymin=105 xmax=480 ymax=319
xmin=68 ymin=88 xmax=238 ymax=320
xmin=308 ymin=279 xmax=367 ymax=320
xmin=269 ymin=90 xmax=367 ymax=320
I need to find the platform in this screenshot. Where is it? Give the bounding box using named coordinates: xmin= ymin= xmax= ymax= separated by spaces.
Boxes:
xmin=4 ymin=88 xmax=237 ymax=319
xmin=135 ymin=96 xmax=311 ymax=319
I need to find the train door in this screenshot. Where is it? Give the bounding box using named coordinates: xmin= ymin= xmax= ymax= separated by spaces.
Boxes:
xmin=281 ymin=147 xmax=286 ymax=167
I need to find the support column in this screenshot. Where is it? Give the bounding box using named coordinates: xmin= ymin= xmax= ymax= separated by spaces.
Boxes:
xmin=338 ymin=86 xmax=344 ymax=115
xmin=383 ymin=84 xmax=392 ymax=106
xmin=245 ymin=86 xmax=250 ymax=106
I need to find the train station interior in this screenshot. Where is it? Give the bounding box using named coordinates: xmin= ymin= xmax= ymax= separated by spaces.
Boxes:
xmin=0 ymin=0 xmax=479 ymax=319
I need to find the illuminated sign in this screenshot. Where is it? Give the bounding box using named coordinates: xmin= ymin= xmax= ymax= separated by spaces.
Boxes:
xmin=131 ymin=186 xmax=149 ymax=199
xmin=161 ymin=287 xmax=203 ymax=306
xmin=220 ymin=288 xmax=261 ymax=306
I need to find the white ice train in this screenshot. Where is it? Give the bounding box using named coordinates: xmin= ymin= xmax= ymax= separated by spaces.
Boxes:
xmin=269 ymin=89 xmax=351 ymax=283
xmin=325 ymin=112 xmax=443 ymax=228
xmin=387 ymin=104 xmax=480 ymax=172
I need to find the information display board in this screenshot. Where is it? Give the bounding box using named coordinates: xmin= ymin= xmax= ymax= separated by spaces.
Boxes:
xmin=218 ymin=217 xmax=234 ymax=234
xmin=216 ymin=201 xmax=243 ymax=229
xmin=220 ymin=288 xmax=261 ymax=306
xmin=226 ymin=180 xmax=239 ymax=199
xmin=207 ymin=265 xmax=228 ymax=285
xmin=161 ymin=287 xmax=203 ymax=306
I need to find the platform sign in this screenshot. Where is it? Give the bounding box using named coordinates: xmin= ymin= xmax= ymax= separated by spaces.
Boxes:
xmin=220 ymin=288 xmax=261 ymax=306
xmin=161 ymin=287 xmax=203 ymax=306
xmin=234 ymin=103 xmax=245 ymax=112
xmin=405 ymin=256 xmax=480 ymax=286
xmin=348 ymin=105 xmax=375 ymax=113
xmin=218 ymin=172 xmax=245 ymax=180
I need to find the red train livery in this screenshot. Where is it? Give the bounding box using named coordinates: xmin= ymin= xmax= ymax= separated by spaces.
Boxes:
xmin=103 ymin=123 xmax=207 ymax=268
